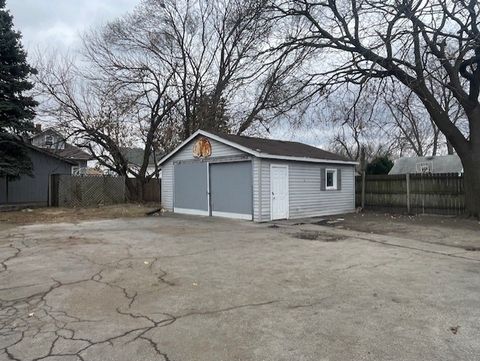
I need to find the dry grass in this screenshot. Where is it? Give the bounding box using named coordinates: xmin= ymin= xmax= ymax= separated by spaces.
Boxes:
xmin=0 ymin=204 xmax=159 ymax=225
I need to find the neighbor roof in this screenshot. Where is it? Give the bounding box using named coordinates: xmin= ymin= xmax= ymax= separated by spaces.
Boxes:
xmin=29 ymin=127 xmax=92 ymax=161
xmin=25 ymin=144 xmax=77 ymax=165
xmin=119 ymin=147 xmax=161 ymax=167
xmin=389 ymin=154 xmax=463 ymax=175
xmin=159 ymin=129 xmax=356 ymax=165
xmin=46 ymin=143 xmax=92 ymax=161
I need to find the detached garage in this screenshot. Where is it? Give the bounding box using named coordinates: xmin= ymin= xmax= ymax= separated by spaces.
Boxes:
xmin=159 ymin=130 xmax=357 ymax=222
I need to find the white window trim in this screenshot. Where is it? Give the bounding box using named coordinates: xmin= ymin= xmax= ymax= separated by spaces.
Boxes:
xmin=325 ymin=168 xmax=337 ymax=190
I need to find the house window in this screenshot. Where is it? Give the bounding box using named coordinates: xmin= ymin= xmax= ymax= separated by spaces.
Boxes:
xmin=45 ymin=134 xmax=54 ymax=147
xmin=72 ymin=166 xmax=86 ymax=176
xmin=325 ymin=169 xmax=337 ymax=190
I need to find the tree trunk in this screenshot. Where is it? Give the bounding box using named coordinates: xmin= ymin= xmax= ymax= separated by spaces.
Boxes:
xmin=136 ymin=179 xmax=145 ymax=203
xmin=446 ymin=140 xmax=454 ymax=155
xmin=461 ymin=107 xmax=480 ymax=218
xmin=125 ymin=177 xmax=137 ymax=202
xmin=424 ymin=102 xmax=479 ymax=217
xmin=462 ymin=157 xmax=480 ymax=218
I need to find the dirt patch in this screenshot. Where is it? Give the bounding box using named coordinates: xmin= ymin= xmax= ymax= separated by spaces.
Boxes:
xmin=0 ymin=204 xmax=159 ymax=225
xmin=319 ymin=212 xmax=480 ymax=250
xmin=293 ymin=230 xmax=347 ymax=242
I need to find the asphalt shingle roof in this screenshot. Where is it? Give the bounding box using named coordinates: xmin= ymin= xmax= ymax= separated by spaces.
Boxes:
xmin=119 ymin=147 xmax=161 ymax=167
xmin=47 ymin=144 xmax=92 ymax=161
xmin=209 ymin=131 xmax=350 ymax=162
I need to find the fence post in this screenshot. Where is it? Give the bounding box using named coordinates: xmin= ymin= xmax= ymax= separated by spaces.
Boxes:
xmin=361 ymin=171 xmax=366 ymax=209
xmin=406 ymin=173 xmax=411 ymax=214
xmin=5 ymin=176 xmax=9 ymax=204
xmin=360 ymin=147 xmax=366 ymax=209
xmin=48 ymin=174 xmax=52 ymax=207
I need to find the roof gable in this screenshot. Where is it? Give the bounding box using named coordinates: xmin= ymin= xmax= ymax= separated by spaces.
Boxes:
xmin=29 ymin=128 xmax=92 ymax=161
xmin=159 ymin=130 xmax=357 ymax=165
xmin=30 ymin=128 xmax=63 ymax=140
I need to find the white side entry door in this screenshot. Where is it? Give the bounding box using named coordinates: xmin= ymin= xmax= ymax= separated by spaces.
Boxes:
xmin=270 ymin=165 xmax=289 ymax=220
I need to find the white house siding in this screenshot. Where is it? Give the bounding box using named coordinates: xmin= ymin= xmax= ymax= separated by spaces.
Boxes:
xmin=161 ymin=136 xmax=246 ymax=210
xmin=252 ymin=158 xmax=271 ymax=222
xmin=253 ymin=160 xmax=355 ymax=221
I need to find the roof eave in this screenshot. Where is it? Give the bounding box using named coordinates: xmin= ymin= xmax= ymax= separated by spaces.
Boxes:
xmin=25 ymin=144 xmax=77 ymax=165
xmin=158 ymin=130 xmax=248 ymax=165
xmin=158 ymin=129 xmax=357 ymax=166
xmin=256 ymin=153 xmax=358 ymax=165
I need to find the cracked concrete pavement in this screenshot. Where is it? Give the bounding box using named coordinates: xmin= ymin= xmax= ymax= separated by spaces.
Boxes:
xmin=0 ymin=214 xmax=479 ymax=360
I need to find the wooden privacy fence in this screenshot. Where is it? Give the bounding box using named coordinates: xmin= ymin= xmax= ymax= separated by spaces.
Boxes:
xmin=127 ymin=178 xmax=161 ymax=203
xmin=50 ymin=175 xmax=126 ymax=207
xmin=355 ymin=173 xmax=465 ymax=215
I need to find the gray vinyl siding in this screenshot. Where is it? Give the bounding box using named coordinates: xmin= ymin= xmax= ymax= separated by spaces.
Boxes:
xmin=0 ymin=149 xmax=72 ymax=205
xmin=252 ymin=158 xmax=260 ymax=221
xmin=252 ymin=158 xmax=272 ymax=222
xmin=161 ymin=136 xmax=246 ymax=210
xmin=253 ymin=160 xmax=355 ymax=221
xmin=162 ymin=134 xmax=355 ymax=221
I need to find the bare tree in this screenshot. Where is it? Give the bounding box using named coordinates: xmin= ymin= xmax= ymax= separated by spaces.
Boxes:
xmin=36 ymin=0 xmax=314 ymax=199
xmin=86 ymin=0 xmax=315 ymax=138
xmin=382 ymin=83 xmax=440 ymax=156
xmin=325 ymin=80 xmax=467 ymax=158
xmin=324 ymin=85 xmax=397 ymax=160
xmin=382 ymin=77 xmax=468 ymax=156
xmin=35 ymin=53 xmax=179 ymax=198
xmin=272 ymin=0 xmax=480 ymax=216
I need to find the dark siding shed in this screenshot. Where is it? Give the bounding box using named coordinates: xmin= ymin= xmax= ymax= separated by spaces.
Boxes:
xmin=0 ymin=148 xmax=72 ymax=206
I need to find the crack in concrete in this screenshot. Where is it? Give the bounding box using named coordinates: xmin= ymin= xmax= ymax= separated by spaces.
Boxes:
xmin=0 ymin=229 xmax=315 ymax=361
xmin=0 ymin=233 xmax=208 ymax=361
xmin=0 ymin=244 xmax=21 ymax=273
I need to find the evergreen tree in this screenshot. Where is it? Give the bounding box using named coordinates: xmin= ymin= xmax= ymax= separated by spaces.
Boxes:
xmin=366 ymin=155 xmax=394 ymax=175
xmin=192 ymin=92 xmax=230 ymax=134
xmin=0 ymin=0 xmax=38 ymax=177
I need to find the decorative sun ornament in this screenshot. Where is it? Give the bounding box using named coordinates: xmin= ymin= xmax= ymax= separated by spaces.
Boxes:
xmin=192 ymin=137 xmax=212 ymax=158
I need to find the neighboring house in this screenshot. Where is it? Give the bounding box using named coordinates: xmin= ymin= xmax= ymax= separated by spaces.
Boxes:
xmin=30 ymin=126 xmax=92 ymax=175
xmin=389 ymin=154 xmax=463 ymax=175
xmin=85 ymin=167 xmax=104 ymax=176
xmin=0 ymin=144 xmax=74 ymax=206
xmin=119 ymin=147 xmax=161 ymax=178
xmin=159 ymin=129 xmax=357 ymax=222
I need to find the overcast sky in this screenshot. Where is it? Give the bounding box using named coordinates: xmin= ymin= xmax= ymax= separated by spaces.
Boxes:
xmin=7 ymin=0 xmax=329 ymax=146
xmin=8 ymin=0 xmax=138 ymax=54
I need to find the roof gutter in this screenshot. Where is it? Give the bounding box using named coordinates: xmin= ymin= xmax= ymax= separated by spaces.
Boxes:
xmin=256 ymin=153 xmax=358 ymax=165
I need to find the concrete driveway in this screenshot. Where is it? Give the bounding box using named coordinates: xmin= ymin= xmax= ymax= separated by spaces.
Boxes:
xmin=0 ymin=214 xmax=479 ymax=361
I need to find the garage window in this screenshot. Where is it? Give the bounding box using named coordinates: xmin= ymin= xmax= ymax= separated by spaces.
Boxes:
xmin=325 ymin=169 xmax=337 ymax=190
